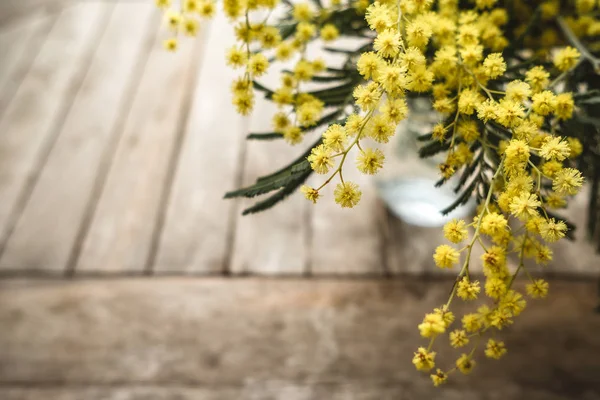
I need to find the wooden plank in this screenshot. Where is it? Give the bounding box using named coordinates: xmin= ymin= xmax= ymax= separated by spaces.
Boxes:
xmin=0 ymin=385 xmax=587 ymax=400
xmin=0 ymin=4 xmax=111 ymax=263
xmin=0 ymin=11 xmax=55 ymax=118
xmin=0 ymin=278 xmax=598 ymax=400
xmin=229 ymin=99 xmax=308 ymax=275
xmin=0 ymin=4 xmax=157 ymax=273
xmin=73 ymin=24 xmax=201 ymax=273
xmin=152 ymin=13 xmax=245 ymax=274
xmin=309 ymin=152 xmax=386 ymax=275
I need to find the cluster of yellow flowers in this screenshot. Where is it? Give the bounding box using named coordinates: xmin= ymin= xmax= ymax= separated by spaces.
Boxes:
xmin=156 ymin=0 xmax=595 ymax=385
xmin=155 ymin=0 xmax=216 ymax=50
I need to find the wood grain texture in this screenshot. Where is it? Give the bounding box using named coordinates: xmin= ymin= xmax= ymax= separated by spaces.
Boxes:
xmin=0 ymin=3 xmax=110 ymax=264
xmin=152 ymin=13 xmax=245 ymax=274
xmin=74 ymin=23 xmax=200 ymax=274
xmin=0 ymin=11 xmax=54 ymax=118
xmin=229 ymin=96 xmax=309 ymax=275
xmin=0 ymin=278 xmax=598 ymax=400
xmin=0 ymin=4 xmax=157 ymax=273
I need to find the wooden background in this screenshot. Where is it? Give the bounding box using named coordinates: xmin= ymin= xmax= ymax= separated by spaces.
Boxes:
xmin=0 ymin=2 xmax=600 ymax=400
xmin=0 ymin=1 xmax=598 ymax=278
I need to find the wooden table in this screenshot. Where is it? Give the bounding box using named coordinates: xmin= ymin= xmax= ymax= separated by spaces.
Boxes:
xmin=0 ymin=1 xmax=598 ymax=278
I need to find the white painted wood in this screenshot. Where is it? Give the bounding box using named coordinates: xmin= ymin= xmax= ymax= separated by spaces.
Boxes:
xmin=0 ymin=4 xmax=157 ymax=272
xmin=0 ymin=11 xmax=54 ymax=118
xmin=0 ymin=3 xmax=110 ymax=263
xmin=74 ymin=24 xmax=200 ymax=273
xmin=229 ymin=99 xmax=309 ymax=275
xmin=153 ymin=13 xmax=245 ymax=274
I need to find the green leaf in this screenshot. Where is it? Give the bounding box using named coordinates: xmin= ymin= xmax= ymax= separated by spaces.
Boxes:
xmin=419 ymin=139 xmax=450 ymax=158
xmin=247 ymin=132 xmax=283 ymax=140
xmin=242 ymin=171 xmax=312 ymax=215
xmin=224 ymin=168 xmax=309 ymax=198
xmin=441 ymin=178 xmax=478 ymax=215
xmin=255 ymin=137 xmax=322 ymax=184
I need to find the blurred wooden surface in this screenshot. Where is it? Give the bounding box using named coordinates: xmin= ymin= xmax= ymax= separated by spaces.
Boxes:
xmin=0 ymin=278 xmax=598 ymax=400
xmin=0 ymin=1 xmax=598 ymax=277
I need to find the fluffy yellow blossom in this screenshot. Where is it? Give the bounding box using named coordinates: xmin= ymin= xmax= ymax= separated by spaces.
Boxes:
xmin=434 ymin=306 xmax=455 ymax=327
xmin=526 ymin=279 xmax=550 ymax=299
xmin=462 ymin=313 xmax=482 ymax=332
xmin=418 ymin=313 xmax=446 ymax=338
xmin=293 ymin=3 xmax=314 ymax=21
xmin=540 ymin=137 xmax=571 ymax=161
xmin=456 ymin=354 xmax=476 ymax=374
xmin=500 ymin=290 xmax=527 ymax=316
xmin=308 ymin=144 xmax=334 ymax=174
xmin=485 ymin=339 xmax=507 ymax=359
xmin=477 ymin=99 xmax=498 ymax=122
xmin=496 ymin=99 xmax=524 ymax=128
xmin=443 ymin=219 xmax=468 ymax=243
xmin=357 ymin=52 xmax=384 ymax=80
xmin=198 ymin=0 xmax=215 ymax=17
xmin=482 ymin=246 xmax=507 ymax=274
xmin=365 ymin=2 xmax=394 ymax=32
xmin=489 ymin=308 xmax=513 ymax=329
xmin=539 ymin=218 xmax=568 ymax=243
xmin=163 ymin=38 xmax=178 ymax=51
xmin=525 ymin=66 xmax=550 ymax=93
xmin=380 ymin=98 xmax=408 ymax=123
xmin=483 ymin=53 xmax=506 ymax=78
xmin=283 ymin=126 xmax=302 ymax=145
xmin=458 ymin=89 xmax=484 ymax=115
xmin=356 ymin=148 xmax=385 ymax=175
xmin=275 ymin=42 xmax=294 ymax=61
xmin=406 ymin=18 xmax=433 ymax=48
xmin=301 ymin=185 xmax=320 ymax=203
xmin=353 ymin=82 xmax=381 ymax=111
xmin=183 ymin=18 xmax=199 ymax=36
xmin=378 ymin=65 xmax=408 ymax=95
xmin=532 ymin=91 xmax=557 ymax=116
xmin=485 ymin=277 xmax=507 ymax=299
xmin=272 ymin=112 xmax=290 ymax=132
xmin=554 ymin=46 xmax=581 ymax=72
xmin=248 ymin=54 xmax=269 ymax=77
xmin=457 ymin=278 xmax=480 ymax=301
xmin=567 ymin=137 xmax=583 ymax=158
xmin=553 ymin=168 xmax=584 ymax=195
xmin=480 ymin=212 xmax=508 ymax=237
xmin=430 ymin=369 xmax=448 ymax=387
xmin=334 ymin=182 xmax=362 ymax=208
xmin=510 ymin=193 xmax=541 ymax=221
xmin=433 ymin=245 xmax=460 ymax=269
xmin=155 ymin=0 xmax=171 ymax=9
xmin=295 ymin=22 xmax=316 ymax=42
xmin=449 ymin=329 xmax=470 ymax=348
xmin=367 ymin=115 xmax=395 ymax=143
xmin=260 ymin=26 xmax=282 ymax=49
xmin=505 ymin=80 xmax=531 ymax=103
xmin=323 ymin=124 xmax=348 ymax=152
xmin=232 ymin=91 xmax=254 ymax=115
xmin=320 ymin=24 xmax=339 ymax=41
xmin=413 ymin=347 xmax=436 ymax=371
xmin=165 ymin=9 xmax=182 ymax=31
xmin=407 ymin=66 xmax=434 ymax=92
xmin=374 ymin=29 xmax=402 ymax=58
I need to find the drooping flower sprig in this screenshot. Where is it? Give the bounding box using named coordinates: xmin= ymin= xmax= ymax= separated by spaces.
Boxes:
xmin=155 ymin=0 xmax=600 ymax=386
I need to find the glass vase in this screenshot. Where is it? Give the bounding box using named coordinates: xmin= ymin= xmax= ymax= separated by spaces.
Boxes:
xmin=375 ymin=97 xmax=476 ymax=227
